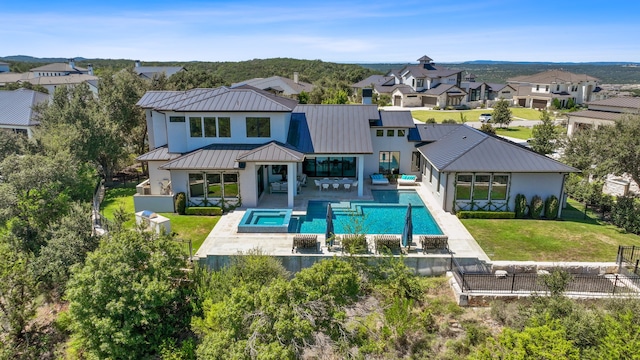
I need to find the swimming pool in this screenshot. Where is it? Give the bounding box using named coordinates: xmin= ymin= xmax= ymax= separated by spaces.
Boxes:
xmin=290 ymin=190 xmax=443 ymax=235
xmin=238 ymin=209 xmax=292 ymax=233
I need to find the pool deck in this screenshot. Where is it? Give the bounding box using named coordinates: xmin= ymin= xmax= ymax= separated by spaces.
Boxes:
xmin=195 ymin=181 xmax=490 ymax=263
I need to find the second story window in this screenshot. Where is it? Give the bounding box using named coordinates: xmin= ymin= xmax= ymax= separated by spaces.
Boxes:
xmin=204 ymin=117 xmax=216 ymax=137
xmin=190 ymin=117 xmax=202 ymax=137
xmin=416 ymin=79 xmax=424 ymax=88
xmin=246 ymin=117 xmax=270 ymax=137
xmin=218 ymin=117 xmax=231 ymax=137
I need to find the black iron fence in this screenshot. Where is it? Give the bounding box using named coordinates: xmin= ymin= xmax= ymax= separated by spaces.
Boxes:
xmin=618 ymin=246 xmax=640 ymax=276
xmin=451 ymin=256 xmax=640 ymax=296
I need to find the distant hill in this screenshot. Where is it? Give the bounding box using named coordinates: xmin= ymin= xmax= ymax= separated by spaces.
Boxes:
xmin=1 ymin=55 xmax=88 ymax=63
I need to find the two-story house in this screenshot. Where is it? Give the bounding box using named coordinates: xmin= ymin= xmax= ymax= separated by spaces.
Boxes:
xmin=567 ymin=97 xmax=640 ymax=136
xmin=134 ymin=85 xmax=577 ymax=216
xmin=508 ymin=70 xmax=600 ymax=109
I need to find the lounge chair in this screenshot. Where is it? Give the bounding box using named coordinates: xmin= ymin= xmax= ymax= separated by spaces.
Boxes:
xmin=397 ymin=174 xmax=418 ymax=186
xmin=420 ymin=235 xmax=449 ymax=254
xmin=370 ymin=173 xmax=389 ymax=185
xmin=292 ymin=234 xmax=319 ymax=252
xmin=374 ymin=235 xmax=401 ymax=254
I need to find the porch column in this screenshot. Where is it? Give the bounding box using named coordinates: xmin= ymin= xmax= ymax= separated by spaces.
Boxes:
xmin=287 ymin=163 xmax=296 ymax=208
xmin=357 ymin=155 xmax=364 ymax=197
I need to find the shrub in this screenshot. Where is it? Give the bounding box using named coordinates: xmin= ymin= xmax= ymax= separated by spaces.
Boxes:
xmin=611 ymin=195 xmax=640 ymax=234
xmin=184 ymin=207 xmax=222 ymax=216
xmin=432 ymin=106 xmax=440 ymax=110
xmin=515 ymin=194 xmax=528 ymax=218
xmin=544 ymin=195 xmax=560 ymax=220
xmin=456 ymin=211 xmax=515 ymax=219
xmin=442 ymin=119 xmax=457 ymax=124
xmin=480 ymin=123 xmax=495 ymax=134
xmin=175 ymin=192 xmax=186 ymax=215
xmin=425 ymin=118 xmax=436 ymax=124
xmin=530 ymin=195 xmax=544 ymax=219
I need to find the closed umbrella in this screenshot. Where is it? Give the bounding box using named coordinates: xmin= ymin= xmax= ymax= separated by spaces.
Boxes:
xmin=402 ymin=203 xmax=413 ymax=248
xmin=326 ymin=203 xmax=334 ymax=247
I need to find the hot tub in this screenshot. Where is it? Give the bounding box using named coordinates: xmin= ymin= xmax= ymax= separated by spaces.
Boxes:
xmin=238 ymin=208 xmax=292 ymax=233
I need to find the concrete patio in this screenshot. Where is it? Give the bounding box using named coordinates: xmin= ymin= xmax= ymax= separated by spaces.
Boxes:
xmin=194 ymin=179 xmax=490 ymax=272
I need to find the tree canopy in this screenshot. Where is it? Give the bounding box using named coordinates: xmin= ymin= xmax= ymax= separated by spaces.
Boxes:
xmin=530 ymin=109 xmax=560 ymax=155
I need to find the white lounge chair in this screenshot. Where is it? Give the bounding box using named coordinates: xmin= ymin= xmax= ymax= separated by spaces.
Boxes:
xmin=370 ymin=173 xmax=389 ymax=185
xmin=397 ymin=174 xmax=418 ymax=186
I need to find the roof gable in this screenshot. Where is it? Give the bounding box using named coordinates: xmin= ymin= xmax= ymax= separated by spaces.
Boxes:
xmin=0 ymin=88 xmax=49 ymax=126
xmin=236 ymin=141 xmax=304 ymax=162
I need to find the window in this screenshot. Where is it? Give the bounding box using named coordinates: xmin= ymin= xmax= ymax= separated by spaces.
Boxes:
xmin=416 ymin=79 xmax=424 ymax=88
xmin=411 ymin=151 xmax=421 ymax=172
xmin=302 ymin=157 xmax=356 ymax=177
xmin=455 ymin=174 xmax=472 ymax=200
xmin=204 ymin=117 xmax=216 ymax=137
xmin=189 ymin=117 xmax=202 ymax=137
xmin=246 ymin=117 xmax=270 ymax=137
xmin=218 ymin=117 xmax=231 ymax=137
xmin=556 ymin=85 xmax=560 ymax=91
xmin=378 ymin=151 xmax=400 ymax=175
xmin=398 ymin=129 xmax=405 ymax=137
xmin=436 ymin=172 xmax=441 ymax=192
xmin=535 ymin=85 xmax=540 ymax=91
xmin=189 ymin=172 xmax=239 ymax=198
xmin=387 ymin=129 xmax=395 ymax=137
xmin=376 ymin=129 xmax=384 ymax=137
xmin=170 ymin=116 xmax=185 ymax=122
xmin=473 ymin=174 xmax=491 ymax=200
xmin=189 ymin=173 xmax=204 ymax=197
xmin=429 ymin=164 xmax=433 ymax=183
xmin=545 ymin=85 xmax=549 ymax=92
xmin=491 ymin=175 xmax=509 ymax=200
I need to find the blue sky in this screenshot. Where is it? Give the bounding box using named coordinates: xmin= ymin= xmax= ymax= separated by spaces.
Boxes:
xmin=2 ymin=0 xmax=639 ymax=63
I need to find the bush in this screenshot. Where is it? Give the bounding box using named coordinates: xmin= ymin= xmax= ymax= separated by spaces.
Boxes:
xmin=432 ymin=106 xmax=440 ymax=110
xmin=545 ymin=195 xmax=560 ymax=220
xmin=530 ymin=195 xmax=544 ymax=219
xmin=425 ymin=118 xmax=436 ymax=124
xmin=175 ymin=192 xmax=186 ymax=215
xmin=456 ymin=211 xmax=515 ymax=219
xmin=611 ymin=195 xmax=640 ymax=234
xmin=184 ymin=207 xmax=222 ymax=216
xmin=515 ymin=194 xmax=528 ymax=218
xmin=480 ymin=123 xmax=495 ymax=134
xmin=442 ymin=119 xmax=457 ymax=124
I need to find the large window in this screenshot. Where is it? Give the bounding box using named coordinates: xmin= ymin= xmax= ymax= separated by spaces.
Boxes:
xmin=189 ymin=172 xmax=240 ymax=198
xmin=189 ymin=117 xmax=202 ymax=137
xmin=454 ymin=173 xmax=510 ymax=201
xmin=411 ymin=151 xmax=421 ymax=172
xmin=246 ymin=117 xmax=270 ymax=137
xmin=170 ymin=116 xmax=185 ymax=122
xmin=379 ymin=151 xmax=400 ymax=175
xmin=303 ymin=157 xmax=356 ymax=177
xmin=218 ymin=117 xmax=231 ymax=137
xmin=204 ymin=117 xmax=216 ymax=137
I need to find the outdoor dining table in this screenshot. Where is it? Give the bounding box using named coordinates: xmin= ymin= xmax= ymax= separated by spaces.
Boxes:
xmin=318 ymin=178 xmax=355 ymax=190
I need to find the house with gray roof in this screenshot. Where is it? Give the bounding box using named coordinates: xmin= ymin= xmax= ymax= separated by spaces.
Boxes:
xmin=567 ymin=97 xmax=640 ymax=136
xmin=134 ymin=60 xmax=184 ymax=80
xmin=0 ymin=88 xmax=49 ymax=138
xmin=134 ymin=85 xmax=577 ymax=215
xmin=232 ymin=73 xmax=315 ymax=97
xmin=508 ymin=70 xmax=601 ymax=109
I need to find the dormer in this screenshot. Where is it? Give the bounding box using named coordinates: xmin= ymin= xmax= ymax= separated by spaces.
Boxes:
xmin=418 ymin=55 xmax=435 ymax=69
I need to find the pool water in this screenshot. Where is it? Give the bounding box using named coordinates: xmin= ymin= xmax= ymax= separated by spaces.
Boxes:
xmin=238 ymin=209 xmax=292 ymax=233
xmin=290 ymin=190 xmax=443 ymax=235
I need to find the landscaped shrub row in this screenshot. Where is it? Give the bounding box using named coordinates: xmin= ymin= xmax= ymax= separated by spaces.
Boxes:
xmin=514 ymin=193 xmax=559 ymax=220
xmin=184 ymin=207 xmax=223 ymax=216
xmin=457 ymin=211 xmax=515 ymax=219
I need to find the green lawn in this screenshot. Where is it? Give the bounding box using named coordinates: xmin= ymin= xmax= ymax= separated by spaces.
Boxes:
xmin=461 ymin=199 xmax=640 ymax=262
xmin=495 ymin=126 xmax=533 ymax=140
xmin=100 ymin=184 xmax=220 ymax=254
xmin=411 ymin=107 xmax=549 ymax=123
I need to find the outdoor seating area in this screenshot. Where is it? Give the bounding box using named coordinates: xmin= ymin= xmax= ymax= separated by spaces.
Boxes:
xmin=397 ymin=174 xmax=418 ymax=186
xmin=420 ymin=235 xmax=449 ymax=253
xmin=370 ymin=173 xmax=389 ymax=185
xmin=314 ymin=178 xmax=358 ymax=191
xmin=270 ymin=181 xmax=301 ymax=194
xmin=292 ymin=234 xmax=319 ymax=252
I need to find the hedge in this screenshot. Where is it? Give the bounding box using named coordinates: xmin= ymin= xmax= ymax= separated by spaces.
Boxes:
xmin=185 ymin=207 xmax=223 ymax=216
xmin=175 ymin=192 xmax=186 ymax=215
xmin=456 ymin=211 xmax=516 ymax=219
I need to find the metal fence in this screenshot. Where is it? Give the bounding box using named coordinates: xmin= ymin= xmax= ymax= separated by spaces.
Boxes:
xmin=618 ymin=246 xmax=640 ymax=276
xmin=451 ymin=256 xmax=640 ymax=296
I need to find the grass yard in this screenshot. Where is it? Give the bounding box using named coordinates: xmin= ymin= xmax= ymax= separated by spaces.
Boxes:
xmin=462 ymin=199 xmax=640 ymax=262
xmin=494 ymin=126 xmax=533 ymax=140
xmin=411 ymin=107 xmax=549 ymax=123
xmin=100 ymin=184 xmax=219 ymax=254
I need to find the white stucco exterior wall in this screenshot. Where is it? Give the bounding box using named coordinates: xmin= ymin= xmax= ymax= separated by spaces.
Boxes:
xmin=365 ymin=128 xmax=419 ymax=176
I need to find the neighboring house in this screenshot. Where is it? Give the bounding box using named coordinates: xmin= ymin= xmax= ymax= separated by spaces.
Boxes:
xmin=508 ymin=70 xmax=601 ymax=109
xmin=351 ymin=75 xmax=396 ymax=96
xmin=566 ymin=97 xmax=640 ymax=136
xmin=0 ymin=58 xmax=99 ymax=97
xmin=134 ymin=85 xmax=577 ymax=216
xmin=415 ymin=124 xmax=578 ymax=214
xmin=134 ymin=60 xmax=184 ymax=79
xmin=0 ymin=62 xmax=10 ymax=73
xmin=0 ymin=88 xmax=49 ymax=138
xmin=461 ymin=82 xmax=516 ymax=107
xmin=232 ymin=73 xmax=315 ymax=97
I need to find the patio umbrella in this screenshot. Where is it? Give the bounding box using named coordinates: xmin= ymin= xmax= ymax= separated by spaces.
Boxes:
xmin=402 ymin=203 xmax=413 ymax=248
xmin=326 ymin=203 xmax=334 ymax=246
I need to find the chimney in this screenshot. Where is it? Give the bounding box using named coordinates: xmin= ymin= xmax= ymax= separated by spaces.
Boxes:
xmin=293 ymin=72 xmax=299 ymax=84
xmin=135 ymin=60 xmax=141 ymax=68
xmin=68 ymin=58 xmax=75 ymax=69
xmin=87 ymin=64 xmax=94 ymax=76
xmin=362 ymin=88 xmax=373 ymax=105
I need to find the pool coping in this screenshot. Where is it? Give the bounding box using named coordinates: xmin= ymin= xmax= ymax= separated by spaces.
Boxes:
xmin=194 ymin=183 xmax=490 ymax=263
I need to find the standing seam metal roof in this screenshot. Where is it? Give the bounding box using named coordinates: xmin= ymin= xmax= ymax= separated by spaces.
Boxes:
xmin=236 ymin=141 xmax=304 ymax=162
xmin=159 ymin=144 xmax=259 ymax=170
xmin=292 ymin=104 xmax=376 ymax=154
xmin=0 ymin=89 xmax=49 ymax=126
xmin=417 ymin=125 xmax=578 ymax=173
xmin=378 ymin=110 xmax=415 ymax=128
